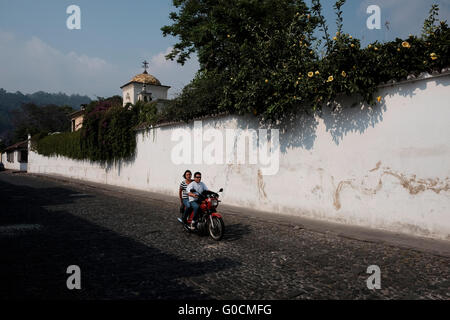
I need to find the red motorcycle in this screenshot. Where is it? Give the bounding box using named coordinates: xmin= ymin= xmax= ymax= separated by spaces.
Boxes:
xmin=178 ymin=188 xmax=225 ymax=241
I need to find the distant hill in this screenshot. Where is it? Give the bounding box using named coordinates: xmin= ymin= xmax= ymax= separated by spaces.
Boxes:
xmin=0 ymin=88 xmax=91 ymax=139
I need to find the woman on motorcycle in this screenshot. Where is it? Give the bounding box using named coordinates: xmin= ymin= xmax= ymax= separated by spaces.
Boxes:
xmin=179 ymin=170 xmax=192 ymax=224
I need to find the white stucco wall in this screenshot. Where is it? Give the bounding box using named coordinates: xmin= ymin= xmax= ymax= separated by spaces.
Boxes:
xmin=29 ymin=73 xmax=450 ymax=240
xmin=122 ymin=85 xmax=134 ymax=106
xmin=1 ymin=150 xmax=27 ymax=171
xmin=122 ymin=83 xmax=169 ymax=105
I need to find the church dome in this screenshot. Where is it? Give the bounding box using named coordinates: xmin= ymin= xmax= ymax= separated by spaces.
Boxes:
xmin=130 ymin=71 xmax=161 ymax=86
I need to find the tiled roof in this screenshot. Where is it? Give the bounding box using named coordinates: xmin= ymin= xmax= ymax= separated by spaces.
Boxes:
xmin=3 ymin=140 xmax=27 ymax=152
xmin=131 ymin=73 xmax=161 ymax=86
xmin=120 ymin=72 xmax=170 ymax=89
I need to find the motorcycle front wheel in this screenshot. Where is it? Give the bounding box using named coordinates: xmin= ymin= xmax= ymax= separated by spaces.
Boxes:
xmin=208 ymin=216 xmax=225 ymax=241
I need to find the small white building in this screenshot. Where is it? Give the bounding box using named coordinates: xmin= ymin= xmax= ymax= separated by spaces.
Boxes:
xmin=120 ymin=68 xmax=170 ymax=107
xmin=1 ymin=140 xmax=28 ymax=171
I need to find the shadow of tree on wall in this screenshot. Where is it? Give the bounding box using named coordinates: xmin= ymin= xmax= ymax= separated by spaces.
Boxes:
xmin=319 ymin=76 xmax=448 ymax=146
xmin=274 ymin=112 xmax=319 ymax=152
xmin=320 ymin=99 xmax=386 ymax=146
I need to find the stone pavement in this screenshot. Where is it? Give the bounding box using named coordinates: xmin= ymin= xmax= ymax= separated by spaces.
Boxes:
xmin=0 ymin=171 xmax=449 ymax=299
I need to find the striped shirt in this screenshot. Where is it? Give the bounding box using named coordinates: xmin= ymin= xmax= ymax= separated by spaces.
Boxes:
xmin=180 ymin=180 xmax=189 ymax=199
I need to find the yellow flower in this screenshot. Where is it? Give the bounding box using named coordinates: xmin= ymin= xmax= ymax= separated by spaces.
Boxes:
xmin=295 ymin=81 xmax=299 ymax=85
xmin=327 ymin=75 xmax=334 ymax=82
xmin=315 ymin=71 xmax=320 ymax=75
xmin=294 ymin=96 xmax=296 ymax=99
xmin=336 ymin=32 xmax=340 ymax=36
xmin=341 ymin=71 xmax=347 ymax=77
xmin=368 ymin=44 xmax=372 ymax=48
xmin=402 ymin=41 xmax=411 ymax=48
xmin=430 ymin=53 xmax=438 ymax=60
xmin=377 ymin=96 xmax=382 ymax=103
xmin=351 ymin=43 xmax=355 ymax=48
xmin=227 ymin=34 xmax=230 ymax=38
xmin=374 ymin=47 xmax=378 ymax=51
xmin=310 ymin=50 xmax=314 ymax=55
xmin=296 ymin=12 xmax=300 ymax=16
xmin=333 ymin=36 xmax=337 ymax=41
xmin=308 ymin=72 xmax=314 ymax=78
xmin=349 ymin=35 xmax=353 ymax=39
xmin=397 ymin=48 xmax=401 ymax=52
xmin=265 ymin=79 xmax=269 ymax=83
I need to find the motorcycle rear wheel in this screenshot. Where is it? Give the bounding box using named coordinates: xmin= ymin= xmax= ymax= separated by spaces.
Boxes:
xmin=208 ymin=216 xmax=225 ymax=241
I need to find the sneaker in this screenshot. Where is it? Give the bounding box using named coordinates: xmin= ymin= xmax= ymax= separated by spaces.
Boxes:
xmin=189 ymin=221 xmax=197 ymax=230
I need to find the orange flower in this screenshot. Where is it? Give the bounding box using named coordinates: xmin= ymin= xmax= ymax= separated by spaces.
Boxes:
xmin=402 ymin=41 xmax=411 ymax=48
xmin=377 ymin=96 xmax=382 ymax=103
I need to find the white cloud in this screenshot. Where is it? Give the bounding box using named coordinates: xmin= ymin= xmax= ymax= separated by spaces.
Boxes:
xmin=0 ymin=31 xmax=200 ymax=99
xmin=0 ymin=30 xmax=121 ymax=98
xmin=147 ymin=47 xmax=199 ymax=98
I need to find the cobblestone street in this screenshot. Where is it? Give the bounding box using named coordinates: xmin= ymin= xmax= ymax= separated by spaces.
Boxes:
xmin=0 ymin=171 xmax=449 ymax=300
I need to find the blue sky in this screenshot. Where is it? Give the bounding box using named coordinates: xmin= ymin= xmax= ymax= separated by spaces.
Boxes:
xmin=0 ymin=0 xmax=449 ymax=98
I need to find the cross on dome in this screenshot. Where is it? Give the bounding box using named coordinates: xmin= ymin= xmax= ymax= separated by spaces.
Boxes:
xmin=142 ymin=60 xmax=149 ymax=74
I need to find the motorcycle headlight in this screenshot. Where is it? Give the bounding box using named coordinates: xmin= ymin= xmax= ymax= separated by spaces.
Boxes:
xmin=211 ymin=199 xmax=218 ymax=207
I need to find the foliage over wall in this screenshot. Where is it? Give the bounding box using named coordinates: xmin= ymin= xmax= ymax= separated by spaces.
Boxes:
xmin=34 ymin=97 xmax=158 ymax=162
xmin=162 ymin=1 xmax=450 ymax=122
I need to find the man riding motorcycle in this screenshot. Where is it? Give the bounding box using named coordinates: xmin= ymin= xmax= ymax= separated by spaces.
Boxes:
xmin=186 ymin=171 xmax=208 ymax=230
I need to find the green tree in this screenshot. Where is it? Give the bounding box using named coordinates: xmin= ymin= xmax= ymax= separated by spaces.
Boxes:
xmin=10 ymin=103 xmax=74 ymax=143
xmin=162 ymin=0 xmax=319 ymax=120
